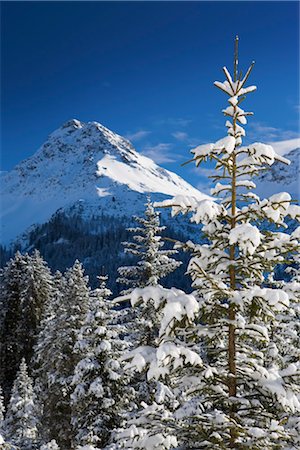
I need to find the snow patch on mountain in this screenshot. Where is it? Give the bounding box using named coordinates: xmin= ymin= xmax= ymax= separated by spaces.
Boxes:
xmin=255 ymin=139 xmax=299 ymax=200
xmin=1 ymin=119 xmax=209 ymax=245
xmin=267 ymin=138 xmax=300 ymax=156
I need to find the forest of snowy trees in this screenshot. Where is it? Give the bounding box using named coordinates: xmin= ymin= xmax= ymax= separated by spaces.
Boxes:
xmin=0 ymin=39 xmax=300 ymax=450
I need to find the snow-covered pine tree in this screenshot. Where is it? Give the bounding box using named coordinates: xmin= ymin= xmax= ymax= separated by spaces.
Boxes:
xmin=71 ymin=276 xmax=130 ymax=448
xmin=0 ymin=251 xmax=27 ymax=402
xmin=0 ymin=251 xmax=53 ymax=403
xmin=114 ymin=201 xmax=184 ymax=423
xmin=34 ymin=262 xmax=90 ymax=449
xmin=117 ymin=38 xmax=300 ymax=449
xmin=117 ymin=199 xmax=181 ymax=293
xmin=4 ymin=358 xmax=39 ymax=450
xmin=33 ymin=270 xmax=66 ymax=445
xmin=163 ymin=37 xmax=300 ymax=448
xmin=116 ymin=200 xmax=183 ymax=408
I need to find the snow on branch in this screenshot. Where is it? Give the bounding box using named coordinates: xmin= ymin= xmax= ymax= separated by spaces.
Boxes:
xmin=260 ymin=193 xmax=293 ymax=223
xmin=229 ymin=223 xmax=261 ymax=256
xmin=239 ymin=143 xmax=290 ymax=166
xmin=154 ymin=196 xmax=226 ymax=224
xmin=254 ymin=365 xmax=300 ymax=412
xmin=242 ymin=287 xmax=289 ymax=312
xmin=118 ymin=285 xmax=201 ymax=380
xmin=214 ymin=63 xmax=256 ymax=98
xmin=116 ymin=419 xmax=178 ymax=450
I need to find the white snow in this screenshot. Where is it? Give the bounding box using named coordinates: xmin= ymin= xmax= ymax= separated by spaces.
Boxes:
xmin=122 ymin=346 xmax=155 ymax=373
xmin=287 ymin=204 xmax=300 ymax=220
xmin=228 ymin=96 xmax=238 ymax=106
xmin=261 ymin=192 xmax=292 ymax=223
xmin=291 ymin=226 xmax=300 ymax=239
xmin=160 ymin=292 xmax=199 ymax=337
xmin=229 ymin=223 xmax=261 ymax=255
xmin=239 ymin=85 xmax=257 ymax=95
xmin=40 ymin=441 xmax=60 ymax=450
xmin=222 ymin=105 xmax=248 ymax=124
xmin=254 ymin=143 xmax=299 ymax=200
xmin=76 ymin=446 xmax=101 ymax=450
xmin=213 ymin=136 xmax=236 ymax=154
xmin=191 ymin=143 xmax=215 ymax=163
xmin=154 ymin=196 xmax=224 ymax=224
xmin=267 ymin=137 xmax=300 ymax=156
xmin=245 ymin=287 xmax=289 ymax=312
xmin=245 ymin=143 xmax=291 ymax=166
xmin=147 ymin=343 xmax=202 ymax=380
xmin=96 ymin=153 xmax=204 ymax=198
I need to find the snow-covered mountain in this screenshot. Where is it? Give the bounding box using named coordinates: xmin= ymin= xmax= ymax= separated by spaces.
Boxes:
xmin=254 ymin=138 xmax=300 ymax=200
xmin=1 ymin=120 xmax=299 ymax=247
xmin=1 ymin=119 xmax=208 ymax=245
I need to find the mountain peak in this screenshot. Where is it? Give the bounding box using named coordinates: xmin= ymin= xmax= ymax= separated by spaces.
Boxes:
xmin=36 ymin=119 xmax=139 ymax=166
xmin=61 ymin=118 xmax=83 ymax=130
xmin=1 ymin=119 xmax=209 ymax=245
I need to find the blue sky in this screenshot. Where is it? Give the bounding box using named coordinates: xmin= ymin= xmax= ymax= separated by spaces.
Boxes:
xmin=1 ymin=1 xmax=299 ymax=191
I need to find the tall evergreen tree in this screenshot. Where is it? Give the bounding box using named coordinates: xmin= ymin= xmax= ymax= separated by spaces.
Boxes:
xmin=117 ymin=200 xmax=181 ymax=293
xmin=0 ymin=252 xmax=27 ymax=401
xmin=33 ymin=271 xmax=66 ymax=445
xmin=4 ymin=358 xmax=39 ymax=450
xmin=34 ymin=262 xmax=90 ymax=449
xmin=71 ymin=276 xmax=130 ymax=448
xmin=0 ymin=251 xmax=53 ymax=403
xmin=116 ymin=200 xmax=183 ymax=416
xmin=117 ymin=38 xmax=300 ymax=449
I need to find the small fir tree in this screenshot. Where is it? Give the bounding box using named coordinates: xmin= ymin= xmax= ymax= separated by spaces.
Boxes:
xmin=71 ymin=276 xmax=130 ymax=448
xmin=33 ymin=270 xmax=65 ymax=445
xmin=4 ymin=358 xmax=39 ymax=450
xmin=34 ymin=262 xmax=90 ymax=449
xmin=117 ymin=199 xmax=181 ymax=293
xmin=116 ymin=200 xmax=183 ymax=414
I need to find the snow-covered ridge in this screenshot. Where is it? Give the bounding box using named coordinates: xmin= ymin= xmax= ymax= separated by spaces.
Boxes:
xmin=1 ymin=119 xmax=209 ymax=245
xmin=267 ymin=138 xmax=300 ymax=156
xmin=255 ymin=140 xmax=299 ymax=200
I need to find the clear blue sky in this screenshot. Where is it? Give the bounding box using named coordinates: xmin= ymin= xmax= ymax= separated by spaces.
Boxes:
xmin=1 ymin=1 xmax=299 ymax=191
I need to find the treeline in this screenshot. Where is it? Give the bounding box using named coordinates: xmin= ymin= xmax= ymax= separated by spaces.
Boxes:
xmin=0 ymin=210 xmax=197 ymax=294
